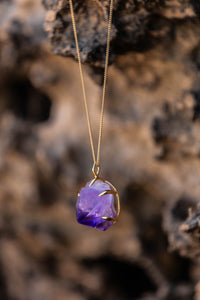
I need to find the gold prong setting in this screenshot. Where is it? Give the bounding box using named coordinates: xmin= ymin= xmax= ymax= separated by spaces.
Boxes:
xmin=99 ymin=190 xmax=117 ymax=197
xmin=99 ymin=181 xmax=120 ymax=223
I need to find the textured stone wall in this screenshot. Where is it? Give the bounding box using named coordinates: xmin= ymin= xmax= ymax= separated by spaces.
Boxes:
xmin=0 ymin=0 xmax=200 ymax=299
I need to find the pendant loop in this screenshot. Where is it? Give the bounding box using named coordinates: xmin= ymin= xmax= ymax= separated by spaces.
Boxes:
xmin=92 ymin=162 xmax=100 ymax=178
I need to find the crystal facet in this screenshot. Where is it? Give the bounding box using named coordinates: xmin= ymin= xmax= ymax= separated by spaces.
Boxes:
xmin=76 ymin=179 xmax=117 ymax=231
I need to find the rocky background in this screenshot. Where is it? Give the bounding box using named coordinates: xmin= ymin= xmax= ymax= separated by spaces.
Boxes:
xmin=0 ymin=0 xmax=200 ymax=299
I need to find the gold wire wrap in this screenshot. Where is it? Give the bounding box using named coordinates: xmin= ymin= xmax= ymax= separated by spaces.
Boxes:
xmin=69 ymin=0 xmax=114 ymax=169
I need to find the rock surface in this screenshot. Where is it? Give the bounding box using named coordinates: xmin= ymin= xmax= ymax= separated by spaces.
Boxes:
xmin=0 ymin=0 xmax=200 ymax=299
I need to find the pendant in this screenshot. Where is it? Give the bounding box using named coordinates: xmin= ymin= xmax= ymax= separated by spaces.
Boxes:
xmin=76 ymin=164 xmax=120 ymax=231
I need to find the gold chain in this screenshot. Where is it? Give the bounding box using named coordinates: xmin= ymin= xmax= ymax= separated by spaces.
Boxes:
xmin=69 ymin=0 xmax=114 ymax=171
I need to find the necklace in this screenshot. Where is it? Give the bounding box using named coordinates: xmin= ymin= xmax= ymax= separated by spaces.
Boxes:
xmin=69 ymin=0 xmax=120 ymax=231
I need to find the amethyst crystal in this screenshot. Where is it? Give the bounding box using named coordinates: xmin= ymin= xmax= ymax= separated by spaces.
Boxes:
xmin=76 ymin=179 xmax=117 ymax=231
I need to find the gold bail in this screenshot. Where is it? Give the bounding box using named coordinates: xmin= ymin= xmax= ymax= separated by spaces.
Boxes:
xmin=92 ymin=162 xmax=100 ymax=178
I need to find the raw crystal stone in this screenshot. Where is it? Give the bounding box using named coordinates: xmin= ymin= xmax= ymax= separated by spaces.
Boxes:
xmin=76 ymin=179 xmax=117 ymax=231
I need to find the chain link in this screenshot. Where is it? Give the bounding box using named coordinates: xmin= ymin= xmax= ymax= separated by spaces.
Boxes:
xmin=69 ymin=0 xmax=114 ymax=170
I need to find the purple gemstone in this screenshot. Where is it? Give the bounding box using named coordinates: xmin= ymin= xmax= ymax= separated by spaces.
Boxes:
xmin=76 ymin=179 xmax=117 ymax=231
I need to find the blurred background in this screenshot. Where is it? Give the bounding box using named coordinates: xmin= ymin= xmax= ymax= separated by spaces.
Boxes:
xmin=0 ymin=0 xmax=200 ymax=299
